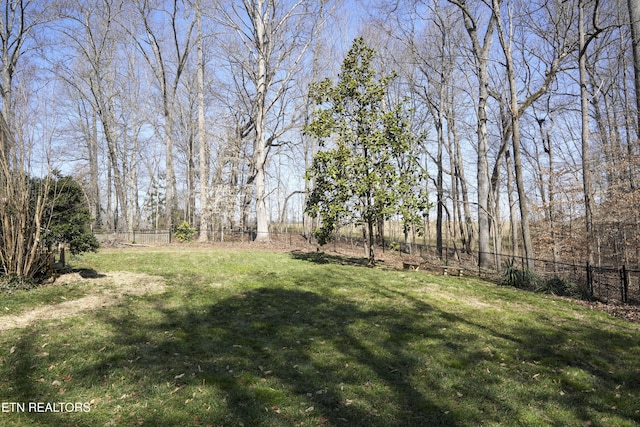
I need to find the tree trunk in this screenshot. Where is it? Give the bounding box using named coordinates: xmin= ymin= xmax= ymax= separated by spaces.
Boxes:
xmin=163 ymin=107 xmax=176 ymax=232
xmin=629 ymin=0 xmax=640 ymax=137
xmin=511 ymin=117 xmax=534 ymax=269
xmin=253 ymin=4 xmax=270 ymax=243
xmin=88 ymin=108 xmax=102 ymax=229
xmin=579 ymin=0 xmax=595 ymax=264
xmin=197 ymin=0 xmax=210 ymax=242
xmin=476 ymin=62 xmax=492 ymax=269
xmin=493 ymin=0 xmax=534 ymax=269
xmin=367 ymin=210 xmax=376 ymax=266
xmin=453 ymin=117 xmax=474 ymax=254
xmin=540 ymin=119 xmax=559 ymax=270
xmin=449 ymin=0 xmax=500 ymax=268
xmin=436 ymin=119 xmax=444 ymax=259
xmin=506 ymin=149 xmax=519 ymax=257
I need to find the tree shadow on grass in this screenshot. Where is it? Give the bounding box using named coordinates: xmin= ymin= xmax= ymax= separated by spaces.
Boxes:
xmin=73 ymin=268 xmax=106 ymax=279
xmin=2 ymin=328 xmax=87 ymax=427
xmin=290 ymin=250 xmax=375 ymax=267
xmin=428 ymin=299 xmax=640 ymax=425
xmin=79 ymin=285 xmax=456 ymax=426
xmin=6 ymin=262 xmax=639 ymax=426
xmin=507 ymin=321 xmax=640 ymax=422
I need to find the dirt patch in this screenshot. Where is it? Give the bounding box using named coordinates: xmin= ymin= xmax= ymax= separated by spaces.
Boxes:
xmin=0 ymin=271 xmax=166 ymax=332
xmin=565 ymin=298 xmax=640 ymax=324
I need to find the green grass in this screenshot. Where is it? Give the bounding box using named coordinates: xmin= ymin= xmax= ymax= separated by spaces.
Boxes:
xmin=1 ymin=246 xmax=639 ymax=426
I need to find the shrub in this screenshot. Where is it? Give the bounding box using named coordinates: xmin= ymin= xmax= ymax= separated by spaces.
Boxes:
xmin=569 ymin=280 xmax=593 ymax=301
xmin=43 ymin=174 xmax=100 ymax=255
xmin=526 ymin=274 xmax=592 ymax=301
xmin=1 ymin=173 xmax=98 ymax=284
xmin=499 ymin=259 xmax=539 ymax=290
xmin=174 ymin=221 xmax=196 ymax=243
xmin=537 ymin=276 xmax=573 ymax=296
xmin=0 ymin=274 xmax=37 ymax=292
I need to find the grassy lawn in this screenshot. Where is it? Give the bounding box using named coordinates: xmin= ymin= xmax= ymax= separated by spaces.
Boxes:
xmin=1 ymin=246 xmax=639 ymax=426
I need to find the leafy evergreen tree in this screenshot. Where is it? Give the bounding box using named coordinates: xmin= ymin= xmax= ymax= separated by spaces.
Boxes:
xmin=305 ymin=38 xmax=429 ymax=265
xmin=42 ymin=174 xmax=99 ymax=256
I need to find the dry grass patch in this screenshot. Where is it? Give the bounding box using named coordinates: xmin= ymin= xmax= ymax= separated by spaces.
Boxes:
xmin=0 ymin=271 xmax=165 ymax=331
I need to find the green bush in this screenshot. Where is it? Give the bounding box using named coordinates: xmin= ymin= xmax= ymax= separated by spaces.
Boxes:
xmin=43 ymin=174 xmax=100 ymax=255
xmin=499 ymin=259 xmax=539 ymax=290
xmin=540 ymin=276 xmax=594 ymax=300
xmin=568 ymin=280 xmax=593 ymax=301
xmin=537 ymin=276 xmax=573 ymax=296
xmin=174 ymin=221 xmax=196 ymax=243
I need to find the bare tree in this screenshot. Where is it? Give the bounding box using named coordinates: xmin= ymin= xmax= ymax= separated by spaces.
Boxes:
xmin=0 ymin=0 xmax=55 ymax=278
xmin=448 ymin=0 xmax=501 ymax=268
xmin=629 ymin=0 xmax=640 ymax=135
xmin=0 ymin=116 xmax=51 ymax=278
xmin=578 ymin=0 xmax=605 ymax=264
xmin=0 ymin=0 xmax=50 ymax=156
xmin=57 ymin=0 xmax=133 ymax=230
xmin=129 ymin=0 xmax=195 ymax=233
xmin=492 ymin=0 xmax=575 ymax=269
xmin=195 ymin=0 xmax=211 ymax=241
xmin=217 ymin=0 xmax=322 ymax=242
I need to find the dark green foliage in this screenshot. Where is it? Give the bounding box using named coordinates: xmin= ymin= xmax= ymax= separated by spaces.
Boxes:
xmin=537 ymin=276 xmax=574 ymax=296
xmin=1 ymin=174 xmax=98 ymax=281
xmin=500 ymin=261 xmax=594 ymax=301
xmin=305 ymin=38 xmax=430 ymax=264
xmin=42 ymin=174 xmax=99 ymax=255
xmin=0 ymin=274 xmax=36 ymax=291
xmin=174 ymin=221 xmax=196 ymax=242
xmin=499 ymin=258 xmax=539 ymax=290
xmin=537 ymin=275 xmax=593 ymax=300
xmin=571 ymin=279 xmax=594 ymax=300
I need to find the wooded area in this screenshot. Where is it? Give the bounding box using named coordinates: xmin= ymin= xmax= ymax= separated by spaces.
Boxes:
xmin=1 ymin=0 xmax=639 ymax=273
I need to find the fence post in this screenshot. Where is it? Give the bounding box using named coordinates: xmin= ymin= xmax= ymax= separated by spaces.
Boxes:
xmin=586 ymin=262 xmax=593 ymax=298
xmin=59 ymin=243 xmax=66 ymax=268
xmin=621 ymin=265 xmax=629 ymax=303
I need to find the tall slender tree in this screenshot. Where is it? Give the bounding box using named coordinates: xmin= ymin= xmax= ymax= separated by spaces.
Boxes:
xmin=492 ymin=0 xmax=575 ymax=269
xmin=448 ymin=0 xmax=501 ymax=268
xmin=0 ymin=0 xmax=55 ymax=279
xmin=57 ymin=0 xmax=132 ymax=231
xmin=628 ymin=0 xmax=640 ymax=135
xmin=195 ymin=0 xmax=210 ymax=241
xmin=131 ymin=0 xmax=195 ymax=233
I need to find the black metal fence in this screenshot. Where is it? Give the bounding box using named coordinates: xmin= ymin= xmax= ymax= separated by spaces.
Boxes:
xmin=489 ymin=254 xmax=640 ymax=305
xmin=326 ymin=234 xmax=640 ymax=305
xmin=587 ymin=264 xmax=640 ymax=304
xmin=93 ymin=229 xmax=303 ymax=246
xmin=415 ymin=244 xmax=640 ymax=305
